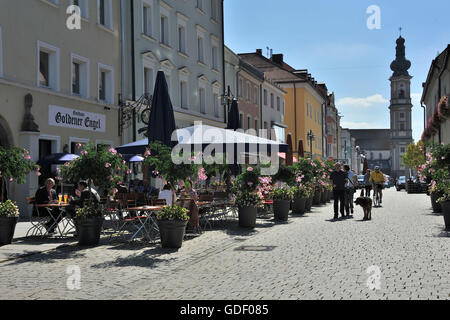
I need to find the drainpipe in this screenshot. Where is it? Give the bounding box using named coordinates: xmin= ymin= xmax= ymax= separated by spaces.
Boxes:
xmin=221 ymin=0 xmax=226 ymax=124
xmin=260 ymin=83 xmax=263 ymax=131
xmin=293 ymin=82 xmax=298 ymax=154
xmin=120 ymin=0 xmax=125 ymax=142
xmin=131 ymin=0 xmax=137 ymax=142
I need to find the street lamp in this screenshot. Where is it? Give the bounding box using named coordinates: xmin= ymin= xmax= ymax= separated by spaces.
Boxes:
xmin=307 ymin=130 xmax=315 ymax=159
xmin=220 ymin=85 xmax=234 ymax=124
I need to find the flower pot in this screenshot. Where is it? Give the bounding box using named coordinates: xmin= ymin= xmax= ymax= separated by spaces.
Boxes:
xmin=305 ymin=196 xmax=313 ymax=212
xmin=75 ymin=217 xmax=104 ymax=246
xmin=313 ymin=190 xmax=321 ymax=205
xmin=430 ymin=193 xmax=442 ymax=213
xmin=273 ymin=199 xmax=291 ymax=221
xmin=441 ymin=201 xmax=450 ymax=231
xmin=157 ymin=220 xmax=189 ymax=248
xmin=327 ymin=190 xmax=332 ymax=202
xmin=292 ymin=198 xmax=306 ymax=215
xmin=0 ymin=217 xmax=18 ymax=246
xmin=238 ymin=206 xmax=257 ymax=228
xmin=320 ymin=190 xmax=327 ymax=204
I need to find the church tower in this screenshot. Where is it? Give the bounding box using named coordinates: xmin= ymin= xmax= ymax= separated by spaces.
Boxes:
xmin=389 ymin=34 xmax=413 ymax=179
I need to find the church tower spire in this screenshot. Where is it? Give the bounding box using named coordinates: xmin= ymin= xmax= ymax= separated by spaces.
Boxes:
xmin=389 ymin=33 xmax=413 ymax=179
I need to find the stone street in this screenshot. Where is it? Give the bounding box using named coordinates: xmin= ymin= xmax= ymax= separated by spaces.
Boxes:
xmin=0 ymin=188 xmax=449 ymax=300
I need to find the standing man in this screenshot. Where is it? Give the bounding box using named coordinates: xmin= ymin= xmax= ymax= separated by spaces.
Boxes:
xmin=330 ymin=162 xmax=347 ymax=220
xmin=344 ymin=165 xmax=357 ymax=217
xmin=362 ymin=169 xmax=372 ymax=197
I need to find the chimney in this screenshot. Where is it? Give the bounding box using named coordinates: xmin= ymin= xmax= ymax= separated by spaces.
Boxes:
xmin=272 ymin=54 xmax=284 ymax=65
xmin=256 ymin=49 xmax=262 ymax=55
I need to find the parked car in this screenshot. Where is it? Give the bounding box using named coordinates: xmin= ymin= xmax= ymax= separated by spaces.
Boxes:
xmin=357 ymin=175 xmax=365 ymax=189
xmin=396 ymin=176 xmax=406 ymax=191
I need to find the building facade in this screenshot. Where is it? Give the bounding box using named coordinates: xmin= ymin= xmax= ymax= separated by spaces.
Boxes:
xmin=121 ymin=0 xmax=226 ymax=144
xmin=0 ymin=0 xmax=122 ymax=217
xmin=421 ymin=44 xmax=450 ymax=145
xmin=325 ymin=92 xmax=339 ymax=159
xmin=389 ymin=36 xmax=414 ymax=179
xmin=239 ymin=51 xmax=326 ymax=158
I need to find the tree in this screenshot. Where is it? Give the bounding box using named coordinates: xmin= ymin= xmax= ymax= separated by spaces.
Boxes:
xmin=402 ymin=141 xmax=425 ymax=171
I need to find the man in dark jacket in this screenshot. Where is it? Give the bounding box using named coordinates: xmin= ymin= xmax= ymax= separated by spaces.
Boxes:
xmin=66 ymin=181 xmax=100 ymax=217
xmin=330 ymin=162 xmax=347 ymax=220
xmin=34 ymin=178 xmax=61 ymax=233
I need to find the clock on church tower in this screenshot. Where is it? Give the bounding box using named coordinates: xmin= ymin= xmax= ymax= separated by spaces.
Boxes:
xmin=389 ymin=32 xmax=414 ymax=179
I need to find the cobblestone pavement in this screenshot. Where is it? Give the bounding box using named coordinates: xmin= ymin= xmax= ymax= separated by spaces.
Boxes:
xmin=0 ymin=189 xmax=449 ymax=300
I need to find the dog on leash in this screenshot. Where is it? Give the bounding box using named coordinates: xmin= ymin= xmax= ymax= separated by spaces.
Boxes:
xmin=354 ymin=197 xmax=372 ymax=221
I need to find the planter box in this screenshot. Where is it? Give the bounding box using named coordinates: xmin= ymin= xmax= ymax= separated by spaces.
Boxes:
xmin=320 ymin=191 xmax=327 ymax=204
xmin=238 ymin=207 xmax=257 ymax=228
xmin=0 ymin=217 xmax=18 ymax=246
xmin=292 ymin=198 xmax=306 ymax=215
xmin=305 ymin=197 xmax=313 ymax=212
xmin=431 ymin=193 xmax=442 ymax=213
xmin=273 ymin=199 xmax=291 ymax=221
xmin=158 ymin=220 xmax=189 ymax=248
xmin=75 ymin=217 xmax=104 ymax=246
xmin=313 ymin=190 xmax=321 ymax=205
xmin=441 ymin=201 xmax=450 ymax=231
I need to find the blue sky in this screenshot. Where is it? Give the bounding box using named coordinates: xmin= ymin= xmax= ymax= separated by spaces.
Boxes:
xmin=224 ymin=0 xmax=450 ymax=142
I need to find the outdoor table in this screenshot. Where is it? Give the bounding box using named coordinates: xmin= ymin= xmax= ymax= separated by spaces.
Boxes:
xmin=120 ymin=205 xmax=166 ymax=241
xmin=32 ymin=203 xmax=75 ymax=237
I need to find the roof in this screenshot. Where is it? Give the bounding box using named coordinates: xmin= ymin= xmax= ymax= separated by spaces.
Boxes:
xmin=349 ymin=129 xmax=391 ymax=150
xmin=421 ymin=44 xmax=450 ymax=103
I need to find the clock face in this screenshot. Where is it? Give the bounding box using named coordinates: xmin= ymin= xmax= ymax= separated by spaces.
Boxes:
xmin=141 ymin=108 xmax=151 ymax=125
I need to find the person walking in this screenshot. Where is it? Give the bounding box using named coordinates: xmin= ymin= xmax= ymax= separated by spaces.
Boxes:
xmin=361 ymin=169 xmax=372 ymax=197
xmin=330 ymin=162 xmax=347 ymax=220
xmin=344 ymin=164 xmax=357 ymax=217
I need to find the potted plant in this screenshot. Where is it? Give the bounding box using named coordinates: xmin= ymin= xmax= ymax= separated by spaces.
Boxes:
xmin=292 ymin=185 xmax=309 ymax=215
xmin=234 ymin=191 xmax=263 ymax=228
xmin=156 ymin=205 xmax=189 ymax=248
xmin=437 ymin=183 xmax=450 ymax=230
xmin=429 ymin=182 xmax=444 ymax=213
xmin=270 ymin=187 xmax=293 ymax=221
xmin=304 ymin=185 xmax=314 ymax=212
xmin=144 ymin=141 xmax=198 ymax=247
xmin=0 ymin=200 xmax=20 ymax=246
xmin=60 ymin=143 xmax=128 ymax=246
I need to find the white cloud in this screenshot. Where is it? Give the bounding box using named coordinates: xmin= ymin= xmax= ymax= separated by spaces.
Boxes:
xmin=340 ymin=121 xmax=387 ymax=129
xmin=337 ymin=94 xmax=388 ymax=109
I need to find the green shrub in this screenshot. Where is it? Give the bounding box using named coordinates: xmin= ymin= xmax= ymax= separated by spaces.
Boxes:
xmin=156 ymin=205 xmax=189 ymax=221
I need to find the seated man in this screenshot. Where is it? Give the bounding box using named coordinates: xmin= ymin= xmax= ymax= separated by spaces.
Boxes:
xmin=34 ymin=178 xmax=62 ymax=234
xmin=67 ymin=181 xmax=100 ymax=217
xmin=159 ymin=184 xmax=175 ymax=206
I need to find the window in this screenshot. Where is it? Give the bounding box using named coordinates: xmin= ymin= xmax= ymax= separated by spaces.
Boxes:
xmin=263 ymin=89 xmax=268 ymax=105
xmin=400 ymin=147 xmax=406 ymax=153
xmin=199 ymin=87 xmax=206 ymax=114
xmin=213 ymin=93 xmax=219 ymax=117
xmin=247 ymin=83 xmax=251 ymax=101
xmin=71 ymin=0 xmax=88 ymax=19
xmin=71 ymin=54 xmax=89 ymax=98
xmin=38 ymin=41 xmax=60 ymax=91
xmin=160 ymin=15 xmax=169 ymax=46
xmin=379 ymin=153 xmax=382 ymax=160
xmin=400 ymin=112 xmax=405 ymax=119
xmin=270 ymin=93 xmax=274 ymax=109
xmin=178 ymin=25 xmax=186 ymax=53
xmin=197 ymin=36 xmax=204 ymax=63
xmin=180 ymin=81 xmax=188 ymax=109
xmin=212 ymin=45 xmax=218 ymax=70
xmin=143 ymin=2 xmax=153 ymax=37
xmin=211 ymin=0 xmax=217 ymax=21
xmin=239 ymin=114 xmax=243 ymax=129
xmin=239 ymin=78 xmax=243 ymax=97
xmin=255 ymin=119 xmax=258 ymax=131
xmin=253 ymin=87 xmax=258 ymax=104
xmin=277 ymin=96 xmax=280 ymax=111
xmin=144 ymin=67 xmax=154 ymax=95
xmin=400 ymin=123 xmax=405 ymax=131
xmin=98 ymin=0 xmax=112 ymax=29
xmin=98 ymin=63 xmax=114 ymax=104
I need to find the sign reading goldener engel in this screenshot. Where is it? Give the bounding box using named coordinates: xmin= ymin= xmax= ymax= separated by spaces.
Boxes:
xmin=48 ymin=105 xmax=106 ymax=132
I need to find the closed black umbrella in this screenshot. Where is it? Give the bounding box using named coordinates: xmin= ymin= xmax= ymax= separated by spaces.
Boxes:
xmin=298 ymin=140 xmax=305 ymax=159
xmin=226 ymin=99 xmax=241 ymax=175
xmin=227 ymin=99 xmax=240 ymax=130
xmin=286 ymin=134 xmax=293 ymax=166
xmin=148 ymin=71 xmax=177 ymax=147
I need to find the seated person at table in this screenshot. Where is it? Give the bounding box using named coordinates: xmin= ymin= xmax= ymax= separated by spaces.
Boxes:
xmin=116 ymin=182 xmax=128 ymax=194
xmin=159 ymin=184 xmax=176 ymax=206
xmin=34 ymin=178 xmax=62 ymax=234
xmin=179 ymin=181 xmax=198 ymax=201
xmin=66 ymin=181 xmax=100 ymax=217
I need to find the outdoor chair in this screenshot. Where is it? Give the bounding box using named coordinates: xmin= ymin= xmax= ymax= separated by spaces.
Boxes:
xmin=101 ymin=198 xmax=123 ymax=234
xmin=25 ymin=197 xmax=48 ymax=237
xmin=152 ymin=199 xmax=167 ymax=206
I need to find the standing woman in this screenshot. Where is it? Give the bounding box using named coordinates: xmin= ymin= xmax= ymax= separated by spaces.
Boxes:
xmin=363 ymin=169 xmax=372 ymax=197
xmin=344 ymin=165 xmax=357 ymax=217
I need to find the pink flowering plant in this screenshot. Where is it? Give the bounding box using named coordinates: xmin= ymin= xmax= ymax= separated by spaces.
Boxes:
xmin=59 ymin=143 xmax=128 ymax=198
xmin=269 ymin=187 xmax=294 ymax=201
xmin=231 ymin=166 xmax=261 ymax=193
xmin=234 ymin=190 xmax=264 ymax=208
xmin=0 ymin=146 xmax=39 ymax=202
